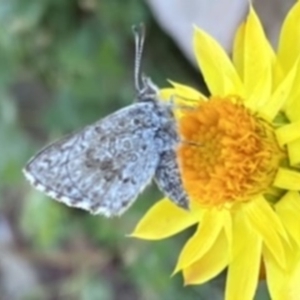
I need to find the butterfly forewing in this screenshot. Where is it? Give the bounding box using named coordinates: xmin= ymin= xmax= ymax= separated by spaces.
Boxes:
xmin=24 ymin=102 xmax=162 ymax=217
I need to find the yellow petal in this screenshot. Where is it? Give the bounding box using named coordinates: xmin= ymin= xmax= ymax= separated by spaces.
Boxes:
xmin=159 ymin=85 xmax=206 ymax=118
xmin=159 ymin=88 xmax=177 ymax=101
xmin=287 ymin=139 xmax=300 ymax=166
xmin=232 ymin=21 xmax=245 ymax=79
xmin=183 ymin=230 xmax=228 ymax=285
xmin=223 ymin=209 xmax=233 ymax=252
xmin=275 ymin=120 xmax=300 ymax=147
xmin=225 ymin=212 xmax=261 ymax=300
xmin=258 ymin=58 xmax=299 ymax=121
xmin=283 ymin=61 xmax=300 ymax=120
xmin=264 ymin=243 xmax=300 ymax=300
xmin=168 ymin=81 xmax=207 ymax=102
xmin=282 ymin=35 xmax=300 ymax=122
xmin=276 ymin=191 xmax=300 ymax=248
xmin=244 ymin=195 xmax=287 ymax=268
xmin=277 ymin=1 xmax=300 ymax=73
xmin=130 ymin=198 xmax=198 ymax=240
xmin=174 ymin=208 xmax=228 ymax=273
xmin=273 ymin=168 xmax=300 ymax=190
xmin=285 ymin=87 xmax=300 ymax=121
xmin=240 ymin=7 xmax=272 ymax=110
xmin=193 ymin=27 xmax=244 ymax=97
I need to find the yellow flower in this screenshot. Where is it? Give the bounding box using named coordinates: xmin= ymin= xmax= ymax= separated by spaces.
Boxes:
xmin=132 ymin=3 xmax=300 ymax=300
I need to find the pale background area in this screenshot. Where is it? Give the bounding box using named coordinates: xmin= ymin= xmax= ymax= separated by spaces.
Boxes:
xmin=147 ymin=0 xmax=295 ymax=64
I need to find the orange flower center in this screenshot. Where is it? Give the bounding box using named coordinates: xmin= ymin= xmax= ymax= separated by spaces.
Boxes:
xmin=178 ymin=97 xmax=284 ymax=207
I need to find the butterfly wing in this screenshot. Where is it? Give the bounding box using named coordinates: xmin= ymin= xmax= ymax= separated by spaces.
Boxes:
xmin=23 ymin=102 xmax=160 ymax=217
xmin=154 ymin=149 xmax=189 ymax=210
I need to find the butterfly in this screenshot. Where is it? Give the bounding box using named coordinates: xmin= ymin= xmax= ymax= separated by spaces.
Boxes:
xmin=23 ymin=24 xmax=189 ymax=217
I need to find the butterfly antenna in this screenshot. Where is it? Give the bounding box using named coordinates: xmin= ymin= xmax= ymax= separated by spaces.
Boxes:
xmin=132 ymin=24 xmax=146 ymax=94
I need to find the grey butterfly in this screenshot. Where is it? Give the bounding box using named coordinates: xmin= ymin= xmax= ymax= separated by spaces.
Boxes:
xmin=23 ymin=25 xmax=189 ymax=217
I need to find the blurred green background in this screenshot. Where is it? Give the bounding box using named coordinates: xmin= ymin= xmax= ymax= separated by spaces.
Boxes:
xmin=0 ymin=1 xmax=270 ymax=299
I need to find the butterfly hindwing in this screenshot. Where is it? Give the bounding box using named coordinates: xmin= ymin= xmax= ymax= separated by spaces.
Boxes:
xmin=154 ymin=149 xmax=189 ymax=210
